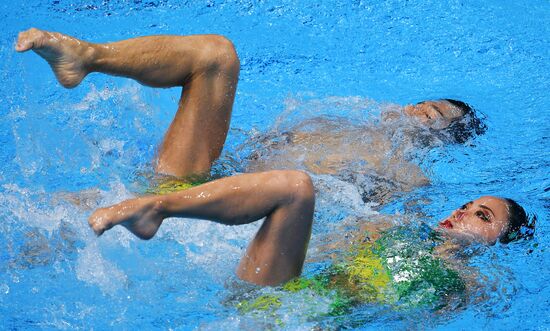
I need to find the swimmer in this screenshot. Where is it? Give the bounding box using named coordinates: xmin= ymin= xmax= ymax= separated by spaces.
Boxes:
xmin=245 ymin=98 xmax=486 ymax=204
xmin=16 ymin=29 xmax=533 ymax=287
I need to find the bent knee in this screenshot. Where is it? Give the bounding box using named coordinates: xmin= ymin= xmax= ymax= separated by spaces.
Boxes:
xmin=202 ymin=35 xmax=240 ymax=73
xmin=284 ymin=170 xmax=315 ymax=205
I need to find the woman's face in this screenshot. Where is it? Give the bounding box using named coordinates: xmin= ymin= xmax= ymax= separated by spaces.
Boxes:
xmin=438 ymin=196 xmax=510 ymax=244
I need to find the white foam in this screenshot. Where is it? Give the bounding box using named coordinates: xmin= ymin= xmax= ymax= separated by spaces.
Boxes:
xmin=157 ymin=218 xmax=260 ymax=280
xmin=312 ymin=174 xmax=378 ymax=218
xmin=72 ymin=84 xmax=111 ymax=111
xmin=98 ymin=138 xmax=126 ymax=155
xmin=1 ymin=184 xmax=67 ymax=233
xmin=75 ymin=241 xmax=128 ymax=295
xmin=72 ymin=83 xmax=149 ymax=113
xmin=274 ymin=95 xmax=376 ymax=131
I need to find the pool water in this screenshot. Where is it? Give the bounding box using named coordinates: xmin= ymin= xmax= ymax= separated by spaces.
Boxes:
xmin=1 ymin=0 xmax=548 ymax=330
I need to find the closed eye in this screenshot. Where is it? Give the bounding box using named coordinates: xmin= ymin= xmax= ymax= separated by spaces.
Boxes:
xmin=432 ymin=105 xmax=444 ymax=117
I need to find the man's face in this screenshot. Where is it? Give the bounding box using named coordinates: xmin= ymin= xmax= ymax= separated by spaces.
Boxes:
xmin=438 ymin=196 xmax=510 ymax=245
xmin=404 ymin=100 xmax=464 ymax=129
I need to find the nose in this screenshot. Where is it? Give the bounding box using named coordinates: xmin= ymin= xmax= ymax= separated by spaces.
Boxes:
xmin=451 ymin=208 xmax=465 ymax=222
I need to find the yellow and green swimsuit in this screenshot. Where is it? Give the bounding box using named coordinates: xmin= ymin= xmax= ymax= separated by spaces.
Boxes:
xmin=141 ymin=175 xmax=209 ymax=195
xmin=237 ymin=224 xmax=465 ymax=318
xmin=141 ymin=178 xmax=465 ymax=318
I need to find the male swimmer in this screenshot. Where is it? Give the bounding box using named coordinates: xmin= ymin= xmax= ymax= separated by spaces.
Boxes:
xmin=244 ymin=97 xmax=486 ymax=204
xmin=16 ymin=28 xmax=532 ymax=287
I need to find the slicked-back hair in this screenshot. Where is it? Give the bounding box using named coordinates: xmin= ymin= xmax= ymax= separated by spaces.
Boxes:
xmin=500 ymin=198 xmax=536 ymax=244
xmin=441 ymin=99 xmax=487 ymax=144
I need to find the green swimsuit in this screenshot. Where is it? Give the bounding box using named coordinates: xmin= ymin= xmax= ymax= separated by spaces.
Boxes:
xmin=238 ymin=224 xmax=465 ymax=318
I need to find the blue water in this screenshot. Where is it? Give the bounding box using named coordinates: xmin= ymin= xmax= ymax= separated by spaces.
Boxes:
xmin=1 ymin=0 xmax=549 ymax=330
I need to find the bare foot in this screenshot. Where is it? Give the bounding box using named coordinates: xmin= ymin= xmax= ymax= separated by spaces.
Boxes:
xmin=88 ymin=197 xmax=164 ymax=240
xmin=16 ymin=28 xmax=94 ymax=88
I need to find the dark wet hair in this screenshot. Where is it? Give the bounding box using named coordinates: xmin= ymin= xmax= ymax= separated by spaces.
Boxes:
xmin=417 ymin=99 xmax=487 ymax=144
xmin=441 ymin=99 xmax=487 ymax=144
xmin=499 ymin=198 xmax=536 ymax=244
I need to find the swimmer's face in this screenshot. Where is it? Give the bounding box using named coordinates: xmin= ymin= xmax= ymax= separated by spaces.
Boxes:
xmin=404 ymin=100 xmax=464 ymax=129
xmin=438 ymin=196 xmax=510 ymax=245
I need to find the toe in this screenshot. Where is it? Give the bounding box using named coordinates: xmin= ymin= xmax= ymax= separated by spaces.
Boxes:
xmin=15 ymin=28 xmax=46 ymax=52
xmin=15 ymin=39 xmax=33 ymax=52
xmin=15 ymin=30 xmax=32 ymax=52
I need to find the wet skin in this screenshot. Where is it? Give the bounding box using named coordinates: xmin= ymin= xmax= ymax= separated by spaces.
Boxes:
xmin=402 ymin=104 xmax=512 ymax=244
xmin=404 ymin=100 xmax=465 ymax=129
xmin=16 ymin=28 xmax=505 ymax=287
xmin=438 ymin=196 xmax=510 ymax=245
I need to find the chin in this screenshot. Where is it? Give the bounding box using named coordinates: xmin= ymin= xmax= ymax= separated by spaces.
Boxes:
xmin=438 ymin=228 xmax=486 ymax=245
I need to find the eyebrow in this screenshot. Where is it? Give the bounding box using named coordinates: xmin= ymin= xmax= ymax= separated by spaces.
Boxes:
xmin=479 ymin=205 xmax=495 ymax=218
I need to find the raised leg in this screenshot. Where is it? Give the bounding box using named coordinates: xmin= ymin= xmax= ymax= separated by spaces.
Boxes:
xmin=16 ymin=28 xmax=239 ymax=177
xmin=88 ymin=170 xmax=315 ymax=286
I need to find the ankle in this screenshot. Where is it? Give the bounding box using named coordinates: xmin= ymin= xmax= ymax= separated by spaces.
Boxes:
xmin=83 ymin=43 xmax=101 ymax=73
xmin=151 ymin=199 xmax=168 ymax=219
